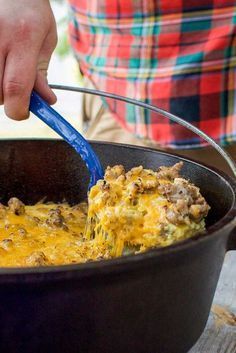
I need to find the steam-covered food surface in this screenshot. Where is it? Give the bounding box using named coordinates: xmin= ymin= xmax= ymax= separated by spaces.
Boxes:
xmin=0 ymin=162 xmax=210 ymax=267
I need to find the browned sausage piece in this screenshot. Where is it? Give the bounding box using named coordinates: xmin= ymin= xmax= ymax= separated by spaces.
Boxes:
xmin=8 ymin=197 xmax=25 ymax=215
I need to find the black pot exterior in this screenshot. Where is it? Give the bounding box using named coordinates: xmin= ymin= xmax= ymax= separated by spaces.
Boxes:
xmin=227 ymin=210 xmax=236 ymax=250
xmin=0 ymin=140 xmax=235 ymax=353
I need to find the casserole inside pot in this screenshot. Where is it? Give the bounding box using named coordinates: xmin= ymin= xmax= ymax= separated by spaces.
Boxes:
xmin=0 ymin=158 xmax=211 ymax=266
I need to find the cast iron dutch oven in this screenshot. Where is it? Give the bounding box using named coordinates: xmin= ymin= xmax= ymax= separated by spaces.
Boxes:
xmin=0 ymin=86 xmax=235 ymax=353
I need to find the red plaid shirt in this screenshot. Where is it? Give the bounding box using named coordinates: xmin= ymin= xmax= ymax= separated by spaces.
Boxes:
xmin=68 ymin=0 xmax=236 ymax=148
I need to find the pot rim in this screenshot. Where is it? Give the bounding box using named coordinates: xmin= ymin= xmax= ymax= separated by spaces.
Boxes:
xmin=0 ymin=139 xmax=235 ymax=278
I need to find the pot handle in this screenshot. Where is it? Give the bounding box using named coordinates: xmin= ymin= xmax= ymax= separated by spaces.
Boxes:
xmin=50 ymin=84 xmax=236 ymax=178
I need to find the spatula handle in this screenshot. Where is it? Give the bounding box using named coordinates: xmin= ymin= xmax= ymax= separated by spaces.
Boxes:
xmin=30 ymin=91 xmax=104 ymax=189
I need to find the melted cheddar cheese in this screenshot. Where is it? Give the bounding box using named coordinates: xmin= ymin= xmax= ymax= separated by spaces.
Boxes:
xmin=0 ymin=163 xmax=210 ymax=267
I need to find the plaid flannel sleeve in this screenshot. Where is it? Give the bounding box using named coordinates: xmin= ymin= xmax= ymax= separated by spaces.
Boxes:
xmin=69 ymin=0 xmax=236 ymax=148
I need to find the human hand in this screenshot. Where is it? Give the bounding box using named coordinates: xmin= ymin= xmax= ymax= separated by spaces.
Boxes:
xmin=0 ymin=0 xmax=57 ymax=120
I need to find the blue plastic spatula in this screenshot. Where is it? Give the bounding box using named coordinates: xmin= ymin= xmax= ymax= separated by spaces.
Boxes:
xmin=29 ymin=91 xmax=104 ymax=190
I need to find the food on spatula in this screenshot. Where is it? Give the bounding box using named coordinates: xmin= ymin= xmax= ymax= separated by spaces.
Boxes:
xmin=86 ymin=162 xmax=210 ymax=257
